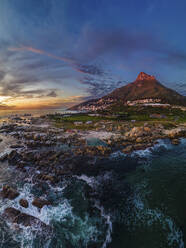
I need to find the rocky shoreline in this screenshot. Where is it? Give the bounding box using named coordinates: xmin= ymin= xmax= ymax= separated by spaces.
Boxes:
xmin=0 ymin=113 xmax=186 ymax=234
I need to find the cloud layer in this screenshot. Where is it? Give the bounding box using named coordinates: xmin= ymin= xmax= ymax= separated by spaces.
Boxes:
xmin=0 ymin=0 xmax=186 ymax=109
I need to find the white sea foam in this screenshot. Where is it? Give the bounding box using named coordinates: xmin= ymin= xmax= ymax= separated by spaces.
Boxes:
xmin=127 ymin=181 xmax=184 ymax=248
xmin=75 ymin=174 xmax=98 ymax=188
xmin=94 ymin=201 xmax=113 ymax=248
xmin=130 ymin=139 xmax=173 ymax=159
xmin=75 ymin=174 xmax=113 ymax=247
xmin=75 ymin=172 xmax=112 ymax=190
xmin=0 ymin=181 xmax=110 ymax=248
xmin=110 ymin=151 xmax=126 ymax=160
xmin=109 ymin=139 xmax=172 ymax=160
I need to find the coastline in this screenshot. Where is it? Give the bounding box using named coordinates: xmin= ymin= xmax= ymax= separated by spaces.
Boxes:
xmin=0 ymin=112 xmax=186 ymax=247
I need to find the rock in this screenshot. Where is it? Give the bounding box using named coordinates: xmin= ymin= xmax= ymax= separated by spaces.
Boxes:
xmin=8 ymin=150 xmax=22 ymax=164
xmin=19 ymin=199 xmax=29 ymax=208
xmin=96 ymin=146 xmax=111 ymax=155
xmin=32 ymin=198 xmax=51 ymax=209
xmin=107 ymin=139 xmax=112 ymax=145
xmin=164 ymin=128 xmax=184 ymax=138
xmin=171 ymin=139 xmax=180 ymax=145
xmin=133 ymin=143 xmax=151 ymax=150
xmin=117 ymin=125 xmax=122 ymax=131
xmin=3 ymin=207 xmax=51 ymax=232
xmin=10 ymin=144 xmax=24 ymax=149
xmin=128 ymin=127 xmax=145 ymax=138
xmin=33 ymin=134 xmax=41 ymax=141
xmin=0 ymin=152 xmax=8 ymax=161
xmin=38 ymin=174 xmax=58 ymax=184
xmin=157 ymin=124 xmax=164 ymax=129
xmin=136 ymin=137 xmax=143 ymax=143
xmin=0 ymin=185 xmax=19 ymax=200
xmin=143 ymin=126 xmax=151 ymax=133
xmin=122 ymin=145 xmax=133 ymax=154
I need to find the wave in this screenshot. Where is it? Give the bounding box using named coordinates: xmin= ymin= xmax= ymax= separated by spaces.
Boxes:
xmin=0 ymin=178 xmax=112 ymax=248
xmin=109 ymin=139 xmax=175 ymax=161
xmin=75 ymin=174 xmax=113 ymax=248
xmin=126 ymin=181 xmax=184 ymax=248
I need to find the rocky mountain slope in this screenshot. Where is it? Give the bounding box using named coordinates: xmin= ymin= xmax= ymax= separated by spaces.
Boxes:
xmin=70 ymin=72 xmax=186 ymax=110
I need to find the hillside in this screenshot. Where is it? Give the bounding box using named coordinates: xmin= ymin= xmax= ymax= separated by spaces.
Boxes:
xmin=105 ymin=72 xmax=186 ymax=104
xmin=70 ymin=72 xmax=186 ymax=110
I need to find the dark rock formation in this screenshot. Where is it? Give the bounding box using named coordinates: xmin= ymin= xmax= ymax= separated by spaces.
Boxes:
xmin=3 ymin=207 xmax=52 ymax=233
xmin=19 ymin=199 xmax=29 ymax=208
xmin=0 ymin=185 xmax=19 ymax=200
xmin=32 ymin=198 xmax=51 ymax=209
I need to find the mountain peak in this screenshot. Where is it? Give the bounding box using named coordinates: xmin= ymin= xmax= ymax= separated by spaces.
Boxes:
xmin=136 ymin=72 xmax=156 ymax=82
xmin=70 ymin=70 xmax=186 ymax=110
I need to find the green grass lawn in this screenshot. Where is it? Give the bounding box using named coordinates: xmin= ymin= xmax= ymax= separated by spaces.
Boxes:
xmin=47 ymin=106 xmax=186 ymax=131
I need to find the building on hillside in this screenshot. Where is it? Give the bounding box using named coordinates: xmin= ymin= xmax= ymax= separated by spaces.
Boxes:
xmin=126 ymin=99 xmax=161 ymax=106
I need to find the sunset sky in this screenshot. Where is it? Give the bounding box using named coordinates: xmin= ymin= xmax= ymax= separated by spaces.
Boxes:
xmin=0 ymin=0 xmax=186 ymax=110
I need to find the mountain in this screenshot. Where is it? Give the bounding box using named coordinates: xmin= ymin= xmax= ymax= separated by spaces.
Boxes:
xmin=105 ymin=72 xmax=186 ymax=103
xmin=70 ymin=72 xmax=186 ymax=110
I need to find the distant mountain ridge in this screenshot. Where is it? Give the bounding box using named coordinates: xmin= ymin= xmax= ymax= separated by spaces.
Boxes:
xmin=70 ymin=72 xmax=186 ymax=110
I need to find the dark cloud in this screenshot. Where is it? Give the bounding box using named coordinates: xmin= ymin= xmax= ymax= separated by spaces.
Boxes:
xmin=75 ymin=28 xmax=160 ymax=61
xmin=163 ymin=52 xmax=186 ymax=68
xmin=0 ymin=75 xmax=59 ymax=99
xmin=73 ymin=28 xmax=186 ymax=100
xmin=0 ymin=73 xmax=41 ymax=97
xmin=75 ymin=28 xmax=186 ymax=68
xmin=75 ymin=64 xmax=104 ymax=76
xmin=0 ymin=71 xmax=6 ymax=81
xmin=47 ymin=91 xmax=57 ymax=97
xmin=80 ymin=75 xmax=125 ymax=99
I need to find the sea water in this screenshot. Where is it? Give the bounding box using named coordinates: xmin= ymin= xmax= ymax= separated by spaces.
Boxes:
xmin=0 ymin=138 xmax=186 ymax=247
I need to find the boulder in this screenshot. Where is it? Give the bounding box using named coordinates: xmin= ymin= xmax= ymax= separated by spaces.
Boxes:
xmin=96 ymin=146 xmax=111 ymax=156
xmin=32 ymin=198 xmax=51 ymax=209
xmin=10 ymin=144 xmax=24 ymax=149
xmin=0 ymin=152 xmax=8 ymax=161
xmin=19 ymin=199 xmax=29 ymax=208
xmin=107 ymin=139 xmax=112 ymax=145
xmin=171 ymin=139 xmax=180 ymax=145
xmin=8 ymin=150 xmax=22 ymax=164
xmin=133 ymin=143 xmax=151 ymax=150
xmin=136 ymin=137 xmax=143 ymax=143
xmin=3 ymin=207 xmax=51 ymax=232
xmin=143 ymin=126 xmax=151 ymax=133
xmin=38 ymin=174 xmax=58 ymax=184
xmin=0 ymin=185 xmax=19 ymax=200
xmin=126 ymin=127 xmax=145 ymax=138
xmin=164 ymin=128 xmax=184 ymax=138
xmin=122 ymin=145 xmax=133 ymax=154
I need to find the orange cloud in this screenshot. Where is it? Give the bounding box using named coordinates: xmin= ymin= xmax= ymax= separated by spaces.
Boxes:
xmin=8 ymin=46 xmax=75 ymax=64
xmin=8 ymin=46 xmax=104 ymax=77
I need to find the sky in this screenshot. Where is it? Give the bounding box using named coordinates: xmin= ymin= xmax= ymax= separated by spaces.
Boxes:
xmin=0 ymin=0 xmax=186 ymax=110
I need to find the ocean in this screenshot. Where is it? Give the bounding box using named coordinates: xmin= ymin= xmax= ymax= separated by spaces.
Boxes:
xmin=0 ymin=136 xmax=185 ymax=247
xmin=0 ymin=109 xmax=68 ymax=120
